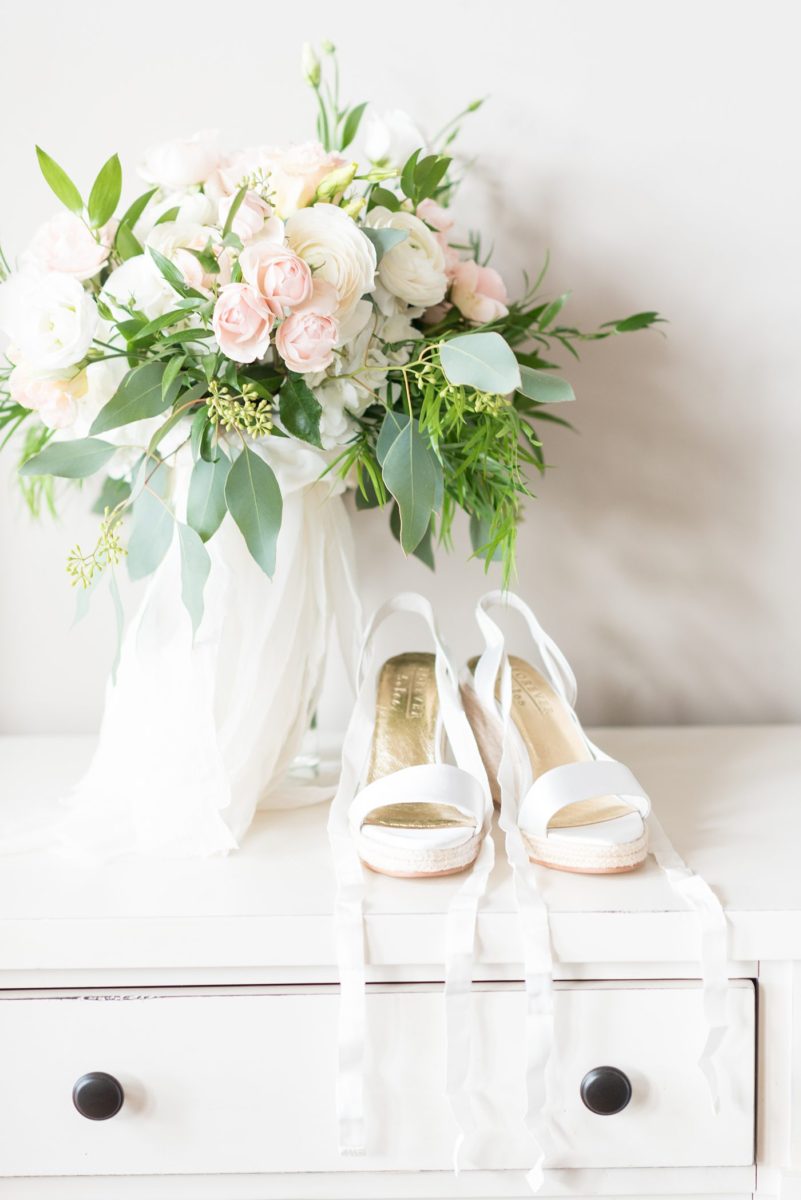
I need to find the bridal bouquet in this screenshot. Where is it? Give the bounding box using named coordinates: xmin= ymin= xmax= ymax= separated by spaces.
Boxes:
xmin=0 ymin=42 xmax=659 ymax=639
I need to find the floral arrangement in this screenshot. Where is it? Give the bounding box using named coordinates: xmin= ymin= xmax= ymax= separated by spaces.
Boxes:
xmin=0 ymin=42 xmax=659 ymax=636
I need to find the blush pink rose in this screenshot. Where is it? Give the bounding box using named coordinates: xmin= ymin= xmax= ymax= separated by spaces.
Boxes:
xmin=451 ymin=260 xmax=509 ymax=324
xmin=212 ymin=284 xmax=274 ymax=364
xmin=23 ymin=213 xmax=113 ymax=281
xmin=239 ymin=242 xmax=313 ymax=318
xmin=12 ymin=368 xmax=87 ymax=430
xmin=416 ymin=199 xmax=454 ymax=234
xmin=275 ymin=308 xmax=339 ymax=374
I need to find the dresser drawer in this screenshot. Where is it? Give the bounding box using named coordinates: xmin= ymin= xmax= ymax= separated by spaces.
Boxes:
xmin=0 ymin=981 xmax=754 ymax=1176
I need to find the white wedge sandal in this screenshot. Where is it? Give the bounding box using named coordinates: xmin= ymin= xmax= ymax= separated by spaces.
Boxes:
xmin=464 ymin=590 xmax=650 ymax=874
xmin=328 ymin=593 xmax=495 ymax=1158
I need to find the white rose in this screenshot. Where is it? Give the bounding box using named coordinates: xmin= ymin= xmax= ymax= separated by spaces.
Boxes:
xmin=101 ymin=255 xmax=177 ymax=322
xmin=0 ymin=270 xmax=98 ymax=371
xmin=134 ymin=189 xmax=216 ymax=240
xmin=139 ymin=130 xmax=220 ymax=191
xmin=363 ymin=109 xmax=426 ymax=167
xmin=285 ymin=203 xmax=376 ymax=319
xmin=366 ymin=207 xmax=447 ymax=309
xmin=22 ymin=212 xmax=113 ymax=281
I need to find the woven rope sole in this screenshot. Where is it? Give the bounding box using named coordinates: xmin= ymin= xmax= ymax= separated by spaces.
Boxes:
xmin=522 ymin=827 xmax=648 ymax=874
xmin=357 ymin=829 xmax=483 ymax=878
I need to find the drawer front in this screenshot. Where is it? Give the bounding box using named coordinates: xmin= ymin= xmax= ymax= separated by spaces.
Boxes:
xmin=0 ymin=981 xmax=754 ymax=1176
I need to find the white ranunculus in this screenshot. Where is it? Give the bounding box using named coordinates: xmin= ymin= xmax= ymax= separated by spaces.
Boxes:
xmin=285 ymin=203 xmax=376 ymax=319
xmin=0 ymin=270 xmax=98 ymax=371
xmin=366 ymin=207 xmax=447 ymax=309
xmin=315 ymin=377 xmax=359 ymax=449
xmin=139 ymin=130 xmax=220 ymax=191
xmin=101 ymin=255 xmax=177 ymax=322
xmin=363 ymin=109 xmax=426 ymax=167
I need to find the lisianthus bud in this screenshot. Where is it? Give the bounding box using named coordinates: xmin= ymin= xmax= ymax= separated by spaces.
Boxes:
xmin=341 ymin=196 xmax=365 ymax=219
xmin=315 ymin=162 xmax=358 ymax=203
xmin=302 ymin=43 xmax=321 ymax=87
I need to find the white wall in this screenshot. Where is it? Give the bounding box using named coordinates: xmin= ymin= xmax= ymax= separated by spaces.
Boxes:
xmin=0 ymin=0 xmax=799 ymax=734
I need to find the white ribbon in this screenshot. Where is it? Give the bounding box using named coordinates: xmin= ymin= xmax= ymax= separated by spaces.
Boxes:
xmin=327 ymin=593 xmax=494 ymax=1160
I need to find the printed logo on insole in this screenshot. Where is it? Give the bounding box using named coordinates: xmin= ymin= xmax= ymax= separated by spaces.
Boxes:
xmin=390 ymin=668 xmax=428 ymax=721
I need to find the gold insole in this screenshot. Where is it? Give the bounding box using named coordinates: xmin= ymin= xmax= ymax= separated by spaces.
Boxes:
xmin=466 ymin=656 xmax=632 ymax=830
xmin=363 ymin=653 xmax=474 ymax=831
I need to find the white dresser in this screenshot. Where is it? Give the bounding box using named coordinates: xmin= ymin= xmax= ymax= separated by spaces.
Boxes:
xmin=0 ymin=726 xmax=798 ymax=1199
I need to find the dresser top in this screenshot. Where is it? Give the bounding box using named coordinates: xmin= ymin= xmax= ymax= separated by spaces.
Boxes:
xmin=0 ymin=727 xmax=798 ymax=978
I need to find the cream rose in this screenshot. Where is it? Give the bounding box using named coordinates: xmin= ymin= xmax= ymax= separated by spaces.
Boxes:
xmin=0 ymin=271 xmax=98 ymax=371
xmin=285 ymin=203 xmax=376 ymax=319
xmin=366 ymin=206 xmax=447 ymax=309
xmin=102 ymin=255 xmax=177 ymax=323
xmin=451 ymin=260 xmax=509 ymax=324
xmin=23 ymin=213 xmax=113 ymax=281
xmin=210 ymin=143 xmax=346 ymax=218
xmin=240 ymin=242 xmax=312 ymax=318
xmin=212 ymin=283 xmax=274 ymax=364
xmin=139 ymin=130 xmax=220 ymax=191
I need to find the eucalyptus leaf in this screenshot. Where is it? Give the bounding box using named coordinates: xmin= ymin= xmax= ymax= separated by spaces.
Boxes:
xmin=35 ymin=146 xmax=82 ymax=214
xmin=87 ymin=153 xmax=122 ymax=228
xmin=90 ymin=362 xmax=178 ymax=435
xmin=362 ymin=226 xmax=408 ymax=263
xmin=92 ymin=476 xmax=131 ymax=515
xmin=72 ymin=571 xmax=101 ymax=627
xmin=161 ymin=354 xmax=185 ymax=400
xmin=279 ymin=375 xmax=322 ymax=447
xmin=440 ymin=332 xmax=521 ymax=395
xmin=127 ymin=467 xmax=174 ymax=581
xmin=381 ymin=420 xmax=440 ymax=554
xmin=186 ymin=453 xmax=230 ymax=542
xmin=20 ymin=437 xmax=116 ymax=479
xmin=178 ymin=523 xmax=211 ymax=637
xmin=224 ymin=447 xmax=283 ymax=577
xmin=517 ymin=365 xmax=575 ymax=405
xmin=390 ymin=503 xmax=435 ymax=570
xmin=376 ymin=409 xmax=410 ymax=465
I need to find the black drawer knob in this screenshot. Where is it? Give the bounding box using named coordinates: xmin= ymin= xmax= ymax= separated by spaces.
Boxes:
xmin=72 ymin=1072 xmax=124 ymax=1121
xmin=580 ymin=1066 xmax=632 ymax=1115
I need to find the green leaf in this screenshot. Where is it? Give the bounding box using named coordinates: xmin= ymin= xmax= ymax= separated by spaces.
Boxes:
xmin=92 ymin=476 xmax=131 ymax=515
xmin=128 ymin=308 xmax=193 ymax=344
xmin=376 ymin=410 xmax=410 ymax=466
xmin=602 ymin=311 xmax=663 ymax=333
xmin=362 ymin=226 xmax=408 ymax=263
xmin=178 ymin=523 xmax=211 ymax=637
xmin=368 ymin=186 xmax=401 ymax=212
xmin=35 ymin=146 xmax=82 ymax=215
xmin=538 ymin=292 xmax=570 ymax=330
xmin=469 ymin=514 xmax=503 ymax=563
xmin=153 ymin=205 xmax=181 ymax=227
xmin=381 ymin=420 xmax=439 ymax=554
xmin=414 ymin=154 xmax=451 ymax=201
xmin=517 ymin=365 xmax=575 ymax=405
xmin=221 ymin=185 xmax=248 ymax=239
xmin=439 ymin=332 xmax=521 ymax=395
xmin=400 ymin=148 xmax=421 ymax=199
xmin=224 ymin=446 xmax=283 ymax=577
xmin=279 ymin=375 xmax=322 ymax=447
xmin=87 ymin=153 xmax=122 ymax=228
xmin=190 ymin=407 xmax=216 ymax=461
xmin=340 ymin=101 xmax=368 ymax=150
xmin=148 ymin=246 xmax=203 ymax=300
xmin=390 ymin=502 xmax=435 ymax=570
xmin=127 ymin=466 xmax=174 ymax=581
xmin=161 ymin=354 xmax=185 ymax=400
xmin=90 ymin=361 xmax=178 ymax=435
xmin=118 ymin=187 xmax=157 ymax=230
xmin=187 ymin=453 xmax=230 ymax=542
xmin=115 ymin=223 xmax=143 ymax=261
xmin=20 ymin=436 xmax=116 ymax=479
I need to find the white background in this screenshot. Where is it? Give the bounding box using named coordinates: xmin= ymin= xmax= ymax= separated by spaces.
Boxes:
xmin=0 ymin=0 xmax=798 ymax=734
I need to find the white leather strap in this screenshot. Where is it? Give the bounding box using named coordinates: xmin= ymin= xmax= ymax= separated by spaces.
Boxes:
xmin=349 ymin=763 xmax=485 ymax=834
xmin=328 ymin=592 xmax=493 ymax=1160
xmin=475 ymin=590 xmax=577 ymax=709
xmin=518 ymin=759 xmax=651 ymax=839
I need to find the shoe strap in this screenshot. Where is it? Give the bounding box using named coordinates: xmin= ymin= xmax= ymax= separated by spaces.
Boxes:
xmin=475 ymin=589 xmax=577 ymax=712
xmin=349 ymin=763 xmax=486 ymax=834
xmin=518 ymin=758 xmax=651 ymax=838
